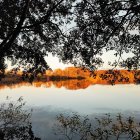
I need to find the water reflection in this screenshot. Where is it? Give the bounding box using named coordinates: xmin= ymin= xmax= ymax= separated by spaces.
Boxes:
xmin=0 ymin=78 xmax=138 ymax=90
xmin=0 ymin=79 xmax=94 ymax=90
xmin=0 ymin=84 xmax=140 ymax=114
xmin=0 ymin=74 xmax=140 ymax=139
xmin=28 ymin=103 xmax=140 ymax=140
xmin=0 ymin=84 xmax=139 ymax=140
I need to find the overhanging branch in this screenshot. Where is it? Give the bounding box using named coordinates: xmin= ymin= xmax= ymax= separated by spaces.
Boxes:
xmin=22 ymin=0 xmax=64 ymax=29
xmin=0 ymin=0 xmax=31 ymax=56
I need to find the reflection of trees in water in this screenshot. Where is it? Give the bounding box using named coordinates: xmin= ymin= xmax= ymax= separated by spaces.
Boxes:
xmin=53 ymin=79 xmax=93 ymax=90
xmin=0 ymin=97 xmax=40 ymax=140
xmin=0 ymin=79 xmax=93 ymax=90
xmin=0 ymin=78 xmax=136 ymax=90
xmin=1 ymin=70 xmax=140 ymax=90
xmin=134 ymin=71 xmax=140 ymax=84
xmin=0 ymin=81 xmax=31 ymax=90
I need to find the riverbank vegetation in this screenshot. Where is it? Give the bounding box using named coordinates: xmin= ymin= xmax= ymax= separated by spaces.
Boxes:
xmin=1 ymin=67 xmax=140 ymax=85
xmin=1 ymin=98 xmax=140 ymax=140
xmin=55 ymin=113 xmax=140 ymax=140
xmin=0 ymin=97 xmax=40 ymax=140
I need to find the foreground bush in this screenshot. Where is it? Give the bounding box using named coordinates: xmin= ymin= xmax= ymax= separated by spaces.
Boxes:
xmin=55 ymin=113 xmax=140 ymax=140
xmin=1 ymin=97 xmax=140 ymax=140
xmin=0 ymin=97 xmax=40 ymax=140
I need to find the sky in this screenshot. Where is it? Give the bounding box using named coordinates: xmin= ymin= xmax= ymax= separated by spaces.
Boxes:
xmin=44 ymin=51 xmax=133 ymax=70
xmin=6 ymin=53 xmax=73 ymax=70
xmin=6 ymin=50 xmax=134 ymax=70
xmin=44 ymin=54 xmax=73 ymax=70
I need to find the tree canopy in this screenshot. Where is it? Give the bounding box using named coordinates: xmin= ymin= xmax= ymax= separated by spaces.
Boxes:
xmin=0 ymin=0 xmax=140 ymax=73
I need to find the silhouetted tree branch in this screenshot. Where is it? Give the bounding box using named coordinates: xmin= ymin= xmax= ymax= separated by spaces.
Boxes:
xmin=0 ymin=0 xmax=140 ymax=74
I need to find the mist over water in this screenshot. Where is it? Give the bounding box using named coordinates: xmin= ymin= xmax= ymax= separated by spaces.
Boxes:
xmin=0 ymin=82 xmax=140 ymax=139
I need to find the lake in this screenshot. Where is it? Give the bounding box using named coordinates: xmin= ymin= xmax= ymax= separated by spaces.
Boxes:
xmin=0 ymin=81 xmax=140 ymax=139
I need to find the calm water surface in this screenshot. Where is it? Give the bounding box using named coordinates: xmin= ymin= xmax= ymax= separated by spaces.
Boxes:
xmin=0 ymin=83 xmax=140 ymax=139
xmin=0 ymin=84 xmax=140 ymax=114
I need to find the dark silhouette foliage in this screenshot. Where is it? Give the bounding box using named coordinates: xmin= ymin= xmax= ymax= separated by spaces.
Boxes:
xmin=0 ymin=0 xmax=139 ymax=73
xmin=55 ymin=113 xmax=140 ymax=140
xmin=61 ymin=0 xmax=140 ymax=70
xmin=0 ymin=0 xmax=75 ymax=71
xmin=0 ymin=57 xmax=6 ymax=80
xmin=0 ymin=97 xmax=40 ymax=140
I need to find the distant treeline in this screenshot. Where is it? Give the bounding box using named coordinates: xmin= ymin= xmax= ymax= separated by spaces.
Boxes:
xmin=0 ymin=67 xmax=139 ymax=90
